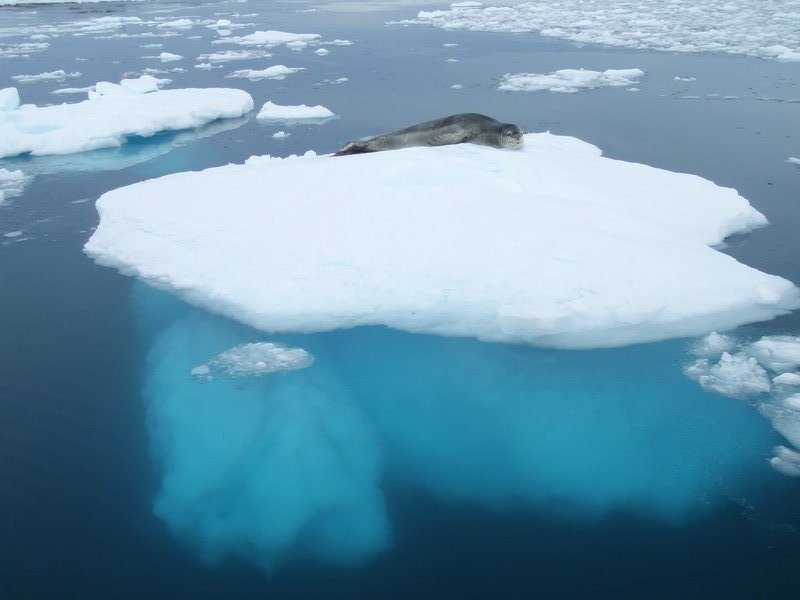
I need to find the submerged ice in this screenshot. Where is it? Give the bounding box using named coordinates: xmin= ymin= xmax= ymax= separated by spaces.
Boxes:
xmin=134 ymin=285 xmax=777 ymax=571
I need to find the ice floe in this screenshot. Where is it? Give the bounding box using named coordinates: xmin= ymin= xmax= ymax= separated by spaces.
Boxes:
xmin=255 ymin=101 xmax=335 ymax=120
xmin=0 ymin=77 xmax=253 ymax=158
xmin=227 ymin=65 xmax=303 ymax=81
xmin=272 ymin=131 xmax=290 ymax=139
xmin=213 ymin=30 xmax=321 ymax=48
xmin=788 ymin=157 xmax=800 ymax=165
xmin=684 ymin=332 xmax=800 ymax=476
xmin=85 ymin=132 xmax=799 ymax=349
xmin=148 ymin=52 xmax=183 ymax=62
xmin=397 ymin=0 xmax=800 ymax=62
xmin=499 ymin=68 xmax=643 ymax=93
xmin=191 ymin=342 xmax=314 ymax=381
xmin=0 ymin=168 xmax=29 ymax=205
xmin=197 ymin=49 xmax=272 ymax=62
xmin=11 ymin=70 xmax=81 ymax=84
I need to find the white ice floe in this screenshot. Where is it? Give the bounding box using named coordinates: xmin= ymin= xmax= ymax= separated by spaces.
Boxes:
xmin=227 ymin=65 xmax=303 ymax=81
xmin=214 ymin=30 xmax=321 ymax=48
xmin=157 ymin=19 xmax=193 ymax=30
xmin=397 ymin=1 xmax=800 ymax=62
xmin=197 ymin=49 xmax=272 ymax=62
xmin=674 ymin=76 xmax=697 ymax=82
xmin=0 ymin=42 xmax=49 ymax=59
xmin=272 ymin=131 xmax=290 ymax=139
xmin=148 ymin=52 xmax=183 ymax=62
xmin=0 ymin=76 xmax=253 ymax=158
xmin=683 ymin=352 xmax=771 ymax=399
xmin=0 ymin=168 xmax=29 ymax=205
xmin=0 ymin=87 xmax=19 ymax=111
xmin=315 ymin=48 xmax=330 ymax=56
xmin=747 ymin=336 xmax=800 ymax=373
xmin=191 ymin=342 xmax=313 ymax=381
xmin=684 ymin=331 xmax=800 ymax=477
xmin=85 ymin=132 xmax=799 ymax=350
xmin=51 ymin=86 xmax=94 ymax=95
xmin=255 ymin=101 xmax=335 ymax=120
xmin=500 ymin=68 xmax=643 ymax=93
xmin=11 ymin=70 xmax=81 ymax=84
xmin=286 ymin=41 xmax=308 ymax=50
xmin=788 ymin=157 xmax=800 ymax=165
xmin=194 ymin=63 xmax=217 ymax=70
xmin=774 ymin=373 xmax=800 ymax=386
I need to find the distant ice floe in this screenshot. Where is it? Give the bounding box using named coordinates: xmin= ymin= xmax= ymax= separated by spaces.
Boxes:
xmin=0 ymin=168 xmax=29 ymax=205
xmin=396 ymin=0 xmax=800 ymax=62
xmin=226 ymin=65 xmax=303 ymax=81
xmin=85 ymin=132 xmax=799 ymax=349
xmin=788 ymin=157 xmax=800 ymax=165
xmin=197 ymin=49 xmax=272 ymax=62
xmin=0 ymin=76 xmax=253 ymax=158
xmin=684 ymin=332 xmax=800 ymax=477
xmin=500 ymin=68 xmax=643 ymax=93
xmin=0 ymin=42 xmax=49 ymax=59
xmin=272 ymin=131 xmax=290 ymax=139
xmin=213 ymin=30 xmax=321 ymax=48
xmin=255 ymin=101 xmax=335 ymax=121
xmin=674 ymin=76 xmax=697 ymax=82
xmin=11 ymin=70 xmax=81 ymax=84
xmin=147 ymin=52 xmax=183 ymax=62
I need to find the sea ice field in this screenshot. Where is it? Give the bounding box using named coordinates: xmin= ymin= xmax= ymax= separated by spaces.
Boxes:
xmin=2 ymin=0 xmax=800 ymax=598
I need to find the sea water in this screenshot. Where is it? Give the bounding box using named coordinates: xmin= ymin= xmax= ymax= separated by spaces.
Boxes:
xmin=1 ymin=0 xmax=799 ymax=597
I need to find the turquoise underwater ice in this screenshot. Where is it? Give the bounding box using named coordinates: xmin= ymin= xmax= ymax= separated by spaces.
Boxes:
xmin=133 ymin=283 xmax=776 ymax=570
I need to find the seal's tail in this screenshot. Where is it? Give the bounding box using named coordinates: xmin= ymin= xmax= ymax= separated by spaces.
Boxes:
xmin=333 ymin=141 xmax=371 ymax=156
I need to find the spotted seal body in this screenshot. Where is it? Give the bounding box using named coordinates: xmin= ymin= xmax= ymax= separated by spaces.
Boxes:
xmin=333 ymin=113 xmax=523 ymax=156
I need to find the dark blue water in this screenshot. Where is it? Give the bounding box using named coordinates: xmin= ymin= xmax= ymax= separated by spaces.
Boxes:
xmin=2 ymin=1 xmax=800 ymax=598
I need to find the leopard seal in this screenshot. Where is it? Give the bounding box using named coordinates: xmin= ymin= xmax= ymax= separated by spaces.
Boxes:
xmin=333 ymin=113 xmax=523 ymax=156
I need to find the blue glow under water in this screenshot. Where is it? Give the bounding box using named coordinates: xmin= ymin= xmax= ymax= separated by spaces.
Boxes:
xmin=2 ymin=0 xmax=800 ymax=598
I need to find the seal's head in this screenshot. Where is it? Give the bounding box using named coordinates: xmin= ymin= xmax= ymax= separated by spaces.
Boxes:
xmin=499 ymin=124 xmax=524 ymax=149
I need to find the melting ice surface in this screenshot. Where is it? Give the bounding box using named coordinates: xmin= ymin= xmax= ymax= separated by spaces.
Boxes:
xmin=86 ymin=132 xmax=800 ymax=570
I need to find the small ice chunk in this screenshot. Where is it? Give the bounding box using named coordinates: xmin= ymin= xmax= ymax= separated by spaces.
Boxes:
xmin=691 ymin=332 xmax=734 ymax=358
xmin=226 ymin=65 xmax=303 ymax=81
xmin=674 ymin=76 xmax=696 ymax=82
xmin=11 ymin=70 xmax=81 ymax=84
xmin=451 ymin=84 xmax=463 ymax=89
xmin=769 ymin=446 xmax=800 ymax=477
xmin=683 ymin=352 xmax=771 ymax=399
xmin=0 ymin=88 xmax=20 ymax=111
xmin=747 ymin=336 xmax=800 ymax=373
xmin=217 ymin=30 xmax=321 ymax=47
xmin=0 ymin=168 xmax=29 ymax=205
xmin=271 ymin=131 xmax=290 ymax=139
xmin=198 ymin=50 xmax=272 ymax=62
xmin=773 ymin=373 xmax=800 ymax=386
xmin=500 ymin=68 xmax=644 ymax=93
xmin=286 ymin=41 xmax=307 ymax=50
xmin=151 ymin=52 xmax=183 ymax=63
xmin=158 ymin=19 xmax=193 ymax=29
xmin=191 ymin=342 xmax=313 ymax=381
xmin=788 ymin=157 xmax=800 ymax=165
xmin=51 ymin=87 xmax=93 ymax=95
xmin=315 ymin=48 xmax=329 ymax=55
xmin=3 ymin=230 xmax=23 ymax=238
xmin=194 ymin=63 xmax=216 ymax=70
xmin=256 ymin=101 xmax=334 ymax=120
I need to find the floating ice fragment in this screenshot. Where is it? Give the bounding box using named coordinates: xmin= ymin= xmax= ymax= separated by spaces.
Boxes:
xmin=683 ymin=352 xmax=771 ymax=399
xmin=215 ymin=30 xmax=321 ymax=48
xmin=769 ymin=446 xmax=800 ymax=477
xmin=147 ymin=52 xmax=183 ymax=63
xmin=198 ymin=49 xmax=272 ymax=62
xmin=397 ymin=1 xmax=800 ymax=63
xmin=788 ymin=157 xmax=800 ymax=165
xmin=271 ymin=131 xmax=290 ymax=139
xmin=12 ymin=70 xmax=81 ymax=84
xmin=158 ymin=19 xmax=193 ymax=30
xmin=500 ymin=69 xmax=644 ymax=93
xmin=191 ymin=342 xmax=313 ymax=381
xmin=0 ymin=79 xmax=252 ymax=158
xmin=0 ymin=88 xmax=20 ymax=111
xmin=674 ymin=76 xmax=697 ymax=82
xmin=691 ymin=332 xmax=734 ymax=358
xmin=0 ymin=168 xmax=29 ymax=205
xmin=774 ymin=373 xmax=800 ymax=386
xmin=315 ymin=48 xmax=330 ymax=55
xmin=256 ymin=101 xmax=335 ymax=120
xmin=747 ymin=336 xmax=800 ymax=373
xmin=226 ymin=65 xmax=303 ymax=81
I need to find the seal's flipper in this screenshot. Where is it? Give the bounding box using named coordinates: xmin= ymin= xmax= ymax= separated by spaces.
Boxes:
xmin=333 ymin=141 xmax=372 ymax=156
